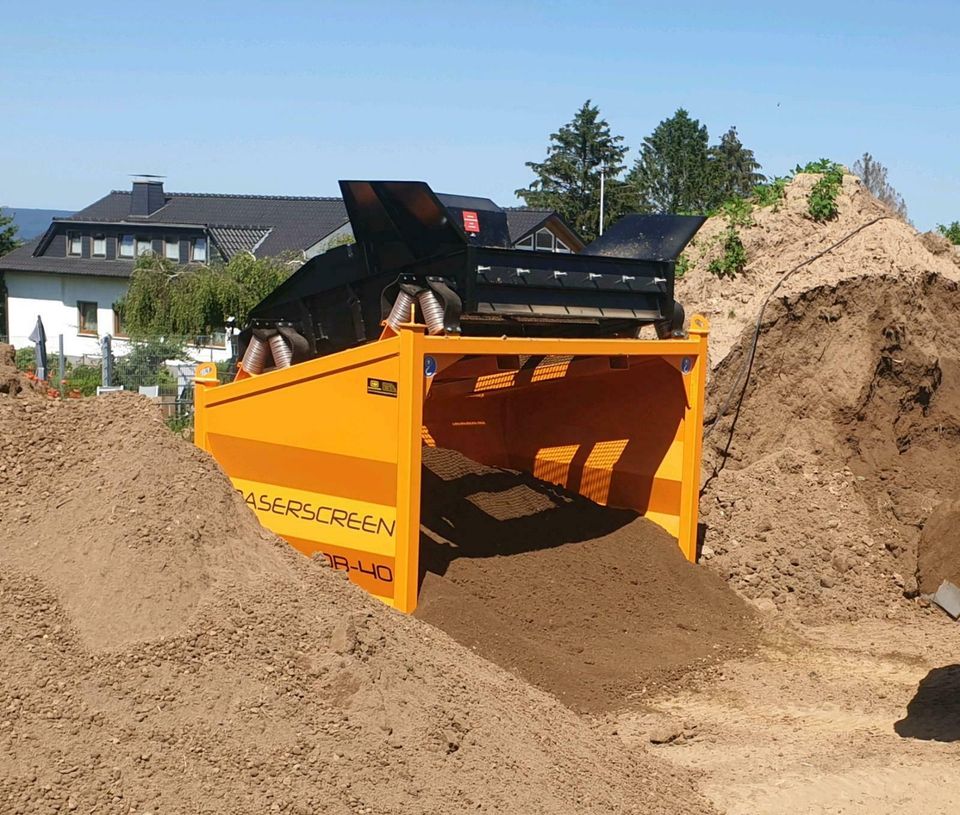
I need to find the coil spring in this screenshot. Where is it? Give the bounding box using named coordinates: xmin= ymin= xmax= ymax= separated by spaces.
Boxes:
xmin=268 ymin=333 xmax=293 ymax=368
xmin=385 ymin=290 xmax=416 ymax=331
xmin=241 ymin=335 xmax=268 ymax=374
xmin=417 ymin=290 xmax=446 ymax=335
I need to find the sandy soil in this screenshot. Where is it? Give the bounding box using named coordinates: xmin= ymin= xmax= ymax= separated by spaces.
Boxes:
xmin=0 ymin=394 xmax=716 ymax=815
xmin=610 ymin=615 xmax=959 ymax=814
xmin=676 ymin=174 xmax=960 ymax=367
xmin=416 ymin=447 xmax=757 ymax=712
xmin=3 ymin=174 xmax=959 ymax=813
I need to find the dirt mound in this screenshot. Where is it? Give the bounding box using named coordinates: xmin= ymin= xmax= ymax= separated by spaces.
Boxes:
xmin=0 ymin=393 xmax=287 ymax=649
xmin=0 ymin=342 xmax=44 ymax=398
xmin=676 ymin=174 xmax=960 ymax=366
xmin=416 ymin=447 xmax=757 ymax=713
xmin=0 ymin=394 xmax=716 ymax=814
xmin=917 ymin=497 xmax=960 ymax=593
xmin=700 ymin=273 xmax=960 ymax=622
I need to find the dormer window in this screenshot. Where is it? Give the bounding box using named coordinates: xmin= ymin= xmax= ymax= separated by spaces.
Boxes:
xmin=119 ymin=235 xmax=135 ymax=258
xmin=92 ymin=235 xmax=106 ymax=257
xmin=191 ymin=237 xmax=207 ymax=263
xmin=136 ymin=237 xmax=153 ymax=257
xmin=517 ymin=235 xmax=534 ymax=251
xmin=67 ymin=232 xmax=82 ymax=256
xmin=535 ymin=228 xmax=555 ymax=251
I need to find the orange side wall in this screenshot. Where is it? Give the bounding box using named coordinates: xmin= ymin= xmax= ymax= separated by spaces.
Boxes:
xmin=423 ymin=356 xmax=687 ymax=532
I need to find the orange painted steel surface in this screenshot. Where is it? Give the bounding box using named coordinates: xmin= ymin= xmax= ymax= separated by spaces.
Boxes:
xmin=194 ymin=316 xmax=710 ymax=612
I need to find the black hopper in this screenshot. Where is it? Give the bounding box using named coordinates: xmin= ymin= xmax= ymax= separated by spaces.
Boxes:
xmin=245 ymin=180 xmax=705 ymax=361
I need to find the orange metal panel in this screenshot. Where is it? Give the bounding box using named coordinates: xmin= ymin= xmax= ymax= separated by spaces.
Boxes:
xmin=195 ymin=317 xmax=711 ymax=613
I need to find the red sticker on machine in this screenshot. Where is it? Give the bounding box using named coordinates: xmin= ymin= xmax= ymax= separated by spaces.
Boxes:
xmin=462 ymin=210 xmax=480 ymax=233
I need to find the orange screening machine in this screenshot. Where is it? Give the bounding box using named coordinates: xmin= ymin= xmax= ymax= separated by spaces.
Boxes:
xmin=194 ymin=181 xmax=710 ymax=612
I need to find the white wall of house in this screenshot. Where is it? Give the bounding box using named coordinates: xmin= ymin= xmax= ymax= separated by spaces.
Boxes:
xmin=4 ymin=271 xmax=232 ymax=362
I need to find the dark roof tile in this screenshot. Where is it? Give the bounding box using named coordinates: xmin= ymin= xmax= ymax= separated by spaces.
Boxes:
xmin=67 ymin=191 xmax=349 ymax=258
xmin=208 ymin=226 xmax=273 ymax=259
xmin=0 ymin=239 xmax=133 ymax=278
xmin=504 ymin=208 xmax=554 ymax=242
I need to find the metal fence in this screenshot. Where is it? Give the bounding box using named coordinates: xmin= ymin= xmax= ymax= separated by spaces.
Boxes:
xmin=8 ymin=334 xmax=236 ymax=427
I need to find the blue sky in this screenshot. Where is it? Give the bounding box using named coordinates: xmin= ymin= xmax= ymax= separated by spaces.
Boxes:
xmin=2 ymin=1 xmax=956 ymax=229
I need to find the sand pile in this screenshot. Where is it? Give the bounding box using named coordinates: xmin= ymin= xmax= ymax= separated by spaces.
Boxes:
xmin=917 ymin=497 xmax=960 ymax=593
xmin=0 ymin=394 xmax=716 ymax=814
xmin=0 ymin=342 xmax=44 ymax=398
xmin=676 ymin=173 xmax=960 ymax=366
xmin=416 ymin=448 xmax=757 ymax=712
xmin=700 ymin=274 xmax=960 ymax=622
xmin=0 ymin=393 xmax=286 ymax=649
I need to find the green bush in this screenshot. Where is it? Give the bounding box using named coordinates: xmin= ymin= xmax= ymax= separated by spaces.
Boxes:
xmin=937 ymin=221 xmax=960 ymax=245
xmin=113 ymin=338 xmax=185 ymax=391
xmin=66 ymin=364 xmax=101 ymax=396
xmin=14 ymin=347 xmax=35 ymax=371
xmin=14 ymin=348 xmax=64 ymax=383
xmin=796 ymin=159 xmax=845 ymax=222
xmin=675 ymin=253 xmax=691 ymax=279
xmin=753 ymin=176 xmax=789 ymax=208
xmin=707 ymin=226 xmax=748 ymax=279
xmin=718 ymin=196 xmax=754 ymax=227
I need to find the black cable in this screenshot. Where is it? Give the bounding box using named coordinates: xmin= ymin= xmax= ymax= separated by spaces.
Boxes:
xmin=701 ymin=216 xmax=888 ymax=487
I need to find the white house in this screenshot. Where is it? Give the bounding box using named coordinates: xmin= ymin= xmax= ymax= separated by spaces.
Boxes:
xmin=0 ymin=178 xmax=354 ymax=360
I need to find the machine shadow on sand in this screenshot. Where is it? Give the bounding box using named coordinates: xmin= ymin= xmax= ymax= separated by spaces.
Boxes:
xmin=894 ymin=664 xmax=960 ymax=742
xmin=418 ymin=458 xmax=639 ymax=581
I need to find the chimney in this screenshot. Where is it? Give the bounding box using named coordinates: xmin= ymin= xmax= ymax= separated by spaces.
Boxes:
xmin=130 ymin=176 xmax=166 ymax=217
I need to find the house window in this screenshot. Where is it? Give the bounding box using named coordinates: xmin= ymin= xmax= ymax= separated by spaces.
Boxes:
xmin=191 ymin=237 xmax=207 ymax=263
xmin=92 ymin=235 xmax=106 ymax=257
xmin=165 ymin=238 xmax=180 ymax=261
xmin=535 ymin=228 xmax=555 ymax=251
xmin=77 ymin=301 xmax=98 ymax=336
xmin=119 ymin=235 xmax=135 ymax=258
xmin=517 ymin=235 xmax=534 ymax=251
xmin=68 ymin=232 xmax=82 ymax=256
xmin=556 ymin=238 xmax=572 ymax=254
xmin=112 ymin=306 xmax=127 ymax=338
xmin=136 ymin=237 xmax=153 ymax=257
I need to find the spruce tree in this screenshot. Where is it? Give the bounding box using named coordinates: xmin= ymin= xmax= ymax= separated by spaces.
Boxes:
xmin=516 ymin=101 xmax=629 ymax=241
xmin=710 ymin=127 xmax=764 ymax=203
xmin=852 ymin=153 xmax=908 ymax=220
xmin=627 ymin=109 xmax=713 ymax=214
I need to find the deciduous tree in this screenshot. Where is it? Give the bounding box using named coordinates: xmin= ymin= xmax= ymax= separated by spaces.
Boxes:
xmin=117 ymin=252 xmax=295 ymax=339
xmin=0 ymin=209 xmax=20 ymax=257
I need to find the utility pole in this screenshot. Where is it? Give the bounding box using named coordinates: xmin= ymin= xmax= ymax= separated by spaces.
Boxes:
xmin=599 ymin=166 xmax=606 ymax=237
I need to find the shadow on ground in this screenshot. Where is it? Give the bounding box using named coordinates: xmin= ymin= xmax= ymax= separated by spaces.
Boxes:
xmin=418 ymin=460 xmax=637 ymax=580
xmin=894 ymin=664 xmax=960 ymax=742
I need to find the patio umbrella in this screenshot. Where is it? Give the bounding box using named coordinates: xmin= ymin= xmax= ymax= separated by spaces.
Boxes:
xmin=27 ymin=315 xmax=47 ymax=382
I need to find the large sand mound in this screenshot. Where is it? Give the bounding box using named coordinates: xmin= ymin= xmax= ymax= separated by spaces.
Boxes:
xmin=677 ymin=174 xmax=960 ymax=366
xmin=416 ymin=447 xmax=756 ymax=712
xmin=700 ymin=274 xmax=960 ymax=622
xmin=0 ymin=394 xmax=716 ymax=814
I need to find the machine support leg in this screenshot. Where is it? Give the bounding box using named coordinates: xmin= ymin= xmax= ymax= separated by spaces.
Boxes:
xmin=393 ymin=324 xmax=426 ymax=612
xmin=677 ymin=317 xmax=709 ymax=561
